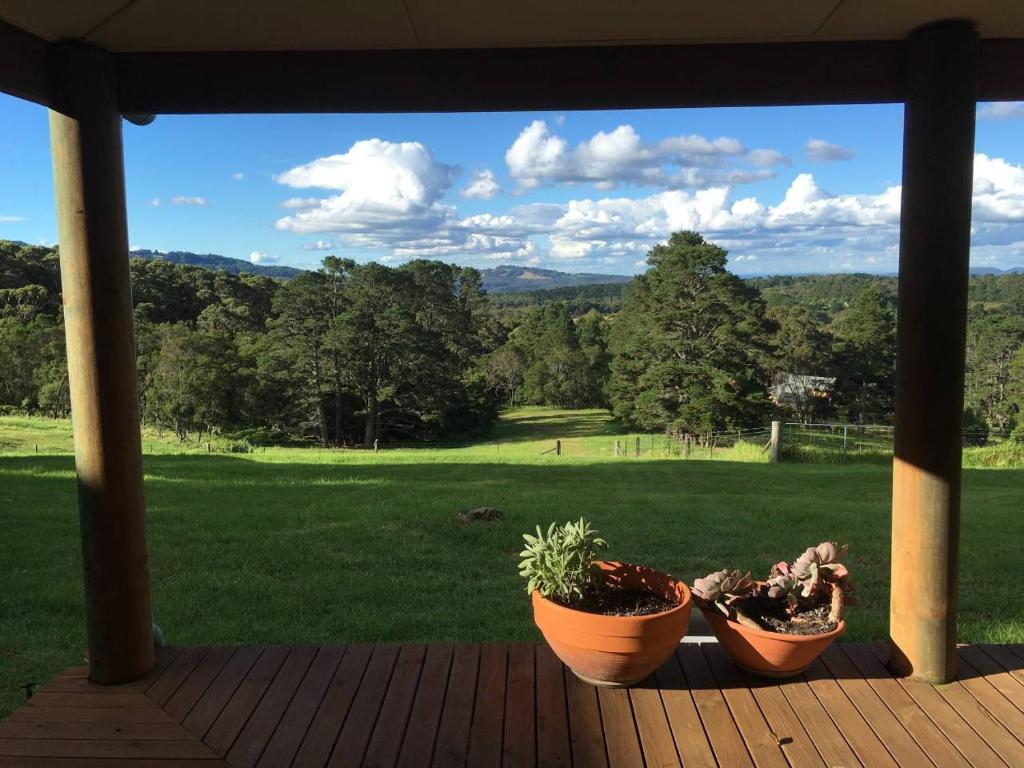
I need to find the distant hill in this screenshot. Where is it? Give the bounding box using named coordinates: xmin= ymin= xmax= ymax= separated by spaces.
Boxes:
xmin=130 ymin=250 xmax=303 ymax=279
xmin=970 ymin=266 xmax=1024 ymax=275
xmin=478 ymin=265 xmax=632 ymax=293
xmin=124 ymin=252 xmax=632 ymax=290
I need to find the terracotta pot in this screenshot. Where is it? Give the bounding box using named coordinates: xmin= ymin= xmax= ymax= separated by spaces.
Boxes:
xmin=699 ymin=603 xmax=845 ymax=677
xmin=532 ymin=561 xmax=691 ymax=687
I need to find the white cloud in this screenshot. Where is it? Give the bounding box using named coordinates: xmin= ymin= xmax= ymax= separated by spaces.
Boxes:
xmin=249 ymin=250 xmax=280 ymax=265
xmin=504 ymin=120 xmax=772 ymax=191
xmin=0 ymin=215 xmax=25 ymax=223
xmin=805 ymin=139 xmax=855 ymax=162
xmin=978 ymin=102 xmax=1024 ymax=119
xmin=271 ymin=135 xmax=1024 ymax=274
xmin=280 ymin=197 xmax=320 ymax=209
xmin=170 ymin=195 xmax=210 ymax=206
xmin=461 ymin=168 xmax=500 ymax=200
xmin=971 ymin=154 xmax=1024 ymax=221
xmin=749 ymin=149 xmax=791 ymax=167
xmin=149 ymin=198 xmax=161 ymax=206
xmin=275 ymin=139 xmax=458 ymax=242
xmin=393 ymin=235 xmax=537 ymax=263
xmin=231 ymin=172 xmax=245 ymax=181
xmin=302 ymin=240 xmax=335 ymax=251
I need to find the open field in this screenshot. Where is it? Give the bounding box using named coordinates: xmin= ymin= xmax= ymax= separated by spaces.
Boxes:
xmin=2 ymin=407 xmax=1023 ymax=718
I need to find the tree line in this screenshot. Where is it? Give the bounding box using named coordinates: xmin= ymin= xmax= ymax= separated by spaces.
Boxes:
xmin=3 ymin=235 xmax=1024 ymax=445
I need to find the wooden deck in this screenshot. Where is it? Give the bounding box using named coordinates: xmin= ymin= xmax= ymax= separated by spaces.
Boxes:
xmin=2 ymin=643 xmax=1024 ymax=767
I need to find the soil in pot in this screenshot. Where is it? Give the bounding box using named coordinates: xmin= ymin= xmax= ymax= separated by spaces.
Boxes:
xmin=553 ymin=586 xmax=677 ymax=617
xmin=738 ymin=595 xmax=839 ymax=636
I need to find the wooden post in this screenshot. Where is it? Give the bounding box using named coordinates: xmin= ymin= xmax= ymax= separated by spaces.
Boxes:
xmin=889 ymin=20 xmax=977 ymax=685
xmin=685 ymin=434 xmax=691 ymax=458
xmin=615 ymin=439 xmax=621 ymax=457
xmin=843 ymin=425 xmax=849 ymax=454
xmin=769 ymin=421 xmax=782 ymax=464
xmin=555 ymin=439 xmax=561 ymax=456
xmin=49 ymin=43 xmax=154 ymax=684
xmin=635 ymin=436 xmax=640 ymax=457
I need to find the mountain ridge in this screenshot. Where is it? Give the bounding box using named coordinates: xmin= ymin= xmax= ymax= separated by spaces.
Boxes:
xmin=127 ymin=249 xmax=634 ymax=292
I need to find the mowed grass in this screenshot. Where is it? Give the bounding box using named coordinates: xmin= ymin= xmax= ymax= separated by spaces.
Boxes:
xmin=2 ymin=407 xmax=1023 ymax=718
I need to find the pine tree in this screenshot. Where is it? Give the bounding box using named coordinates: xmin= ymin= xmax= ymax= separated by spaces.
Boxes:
xmin=606 ymin=231 xmax=771 ymax=437
xmin=831 ymin=284 xmax=896 ymax=424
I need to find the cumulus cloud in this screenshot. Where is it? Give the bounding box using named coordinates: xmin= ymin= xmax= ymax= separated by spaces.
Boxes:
xmin=271 ymin=135 xmax=1024 ymax=274
xmin=170 ymin=195 xmax=210 ymax=206
xmin=461 ymin=168 xmax=501 ymax=199
xmin=805 ymin=139 xmax=855 ymax=162
xmin=275 ymin=139 xmax=543 ymax=263
xmin=249 ymin=251 xmax=280 ymax=265
xmin=504 ymin=120 xmax=774 ymax=191
xmin=978 ymin=102 xmax=1024 ymax=119
xmin=275 ymin=139 xmax=459 ymax=242
xmin=0 ymin=215 xmax=25 ymax=223
xmin=972 ymin=154 xmax=1024 ymax=221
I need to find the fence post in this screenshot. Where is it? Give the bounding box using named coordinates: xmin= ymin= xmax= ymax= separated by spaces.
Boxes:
xmin=685 ymin=434 xmax=691 ymax=458
xmin=770 ymin=421 xmax=783 ymax=463
xmin=843 ymin=425 xmax=849 ymax=454
xmin=635 ymin=436 xmax=640 ymax=457
xmin=556 ymin=440 xmax=561 ymax=456
xmin=615 ymin=439 xmax=621 ymax=457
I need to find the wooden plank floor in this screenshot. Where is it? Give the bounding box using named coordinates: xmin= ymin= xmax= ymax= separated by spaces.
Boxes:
xmin=3 ymin=643 xmax=1024 ymax=767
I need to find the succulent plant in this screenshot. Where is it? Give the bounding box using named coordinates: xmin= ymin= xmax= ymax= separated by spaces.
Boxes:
xmin=791 ymin=542 xmax=852 ymax=598
xmin=692 ymin=569 xmax=756 ymax=604
xmin=766 ymin=561 xmax=800 ymax=600
xmin=692 ymin=541 xmax=854 ymax=629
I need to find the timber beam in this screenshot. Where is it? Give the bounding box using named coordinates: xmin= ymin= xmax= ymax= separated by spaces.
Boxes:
xmin=889 ymin=20 xmax=977 ymax=685
xmin=113 ymin=38 xmax=1024 ymax=114
xmin=0 ymin=18 xmax=52 ymax=107
xmin=49 ymin=43 xmax=154 ymax=684
xmin=3 ymin=22 xmax=1024 ymax=114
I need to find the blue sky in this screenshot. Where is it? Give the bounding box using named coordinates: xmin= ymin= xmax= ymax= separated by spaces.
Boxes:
xmin=3 ymin=94 xmax=1024 ymax=275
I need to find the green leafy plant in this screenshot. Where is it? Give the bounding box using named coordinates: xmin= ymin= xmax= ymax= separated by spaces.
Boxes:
xmin=694 ymin=541 xmax=855 ymax=631
xmin=518 ymin=518 xmax=607 ymax=603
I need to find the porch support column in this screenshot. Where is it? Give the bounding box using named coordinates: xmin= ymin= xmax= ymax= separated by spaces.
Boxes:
xmin=49 ymin=44 xmax=154 ymax=683
xmin=889 ymin=20 xmax=977 ymax=684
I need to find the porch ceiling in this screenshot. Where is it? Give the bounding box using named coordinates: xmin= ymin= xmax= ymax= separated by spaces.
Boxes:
xmin=1 ymin=0 xmax=1023 ymax=52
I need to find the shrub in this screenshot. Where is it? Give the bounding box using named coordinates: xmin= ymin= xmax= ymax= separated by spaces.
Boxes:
xmin=518 ymin=518 xmax=606 ymax=603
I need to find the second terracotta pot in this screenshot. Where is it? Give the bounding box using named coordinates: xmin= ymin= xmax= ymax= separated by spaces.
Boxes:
xmin=699 ymin=604 xmax=845 ymax=677
xmin=532 ymin=561 xmax=691 ymax=687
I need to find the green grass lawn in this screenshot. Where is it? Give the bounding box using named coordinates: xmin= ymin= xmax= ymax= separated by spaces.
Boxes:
xmin=2 ymin=407 xmax=1022 ymax=718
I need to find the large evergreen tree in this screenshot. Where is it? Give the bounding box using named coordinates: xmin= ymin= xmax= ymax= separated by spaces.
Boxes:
xmin=607 ymin=232 xmax=770 ymax=436
xmin=831 ymin=284 xmax=896 ymax=424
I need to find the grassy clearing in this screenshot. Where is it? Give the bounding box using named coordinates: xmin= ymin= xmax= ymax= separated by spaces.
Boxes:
xmin=2 ymin=407 xmax=1023 ymax=718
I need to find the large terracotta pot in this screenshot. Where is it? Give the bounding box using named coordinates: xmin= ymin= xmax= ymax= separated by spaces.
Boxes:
xmin=532 ymin=561 xmax=691 ymax=687
xmin=699 ymin=604 xmax=845 ymax=677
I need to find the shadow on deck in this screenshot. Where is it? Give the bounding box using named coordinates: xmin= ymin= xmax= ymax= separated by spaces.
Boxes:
xmin=2 ymin=641 xmax=1024 ymax=766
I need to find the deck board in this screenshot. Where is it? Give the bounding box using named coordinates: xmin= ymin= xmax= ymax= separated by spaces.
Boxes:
xmin=502 ymin=643 xmax=537 ymax=768
xmin=534 ymin=644 xmax=571 ymax=768
xmin=395 ymin=643 xmax=453 ymax=768
xmin=257 ymin=645 xmax=346 ymax=768
xmin=4 ymin=642 xmax=1023 ymax=767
